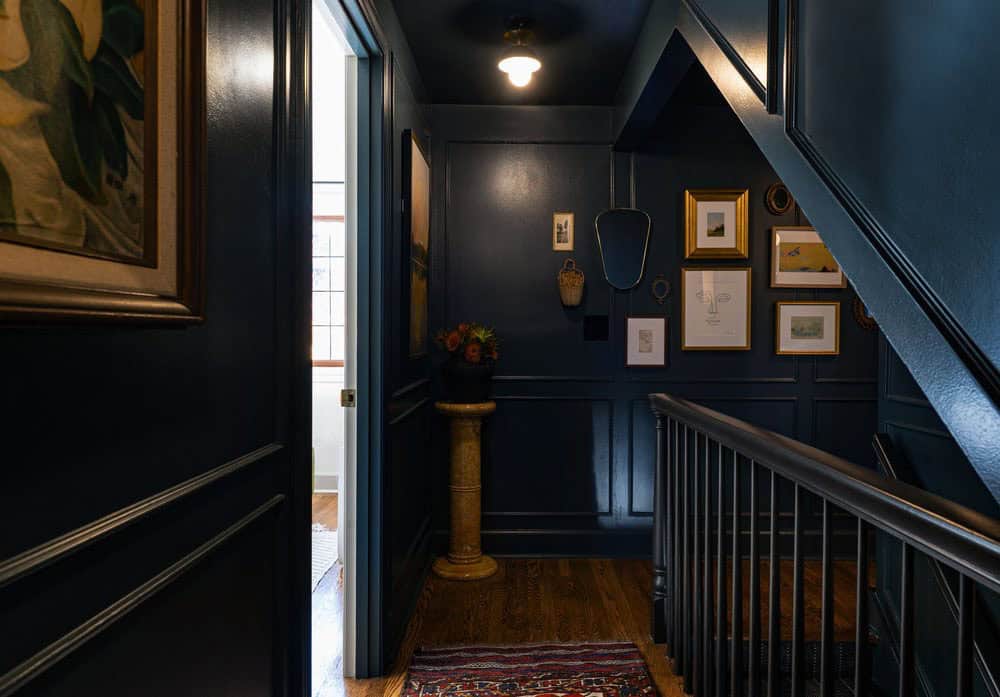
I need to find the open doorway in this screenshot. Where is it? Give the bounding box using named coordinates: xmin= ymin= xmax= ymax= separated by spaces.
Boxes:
xmin=311 ymin=1 xmax=355 ymax=693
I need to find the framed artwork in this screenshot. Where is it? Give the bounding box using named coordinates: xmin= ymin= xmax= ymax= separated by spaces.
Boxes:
xmin=0 ymin=0 xmax=206 ymax=322
xmin=776 ymin=301 xmax=840 ymax=355
xmin=403 ymin=130 xmax=430 ymax=357
xmin=684 ymin=189 xmax=749 ymax=259
xmin=681 ymin=267 xmax=751 ymax=350
xmin=770 ymin=226 xmax=846 ymax=288
xmin=552 ymin=212 xmax=574 ymax=251
xmin=626 ymin=316 xmax=667 ymax=367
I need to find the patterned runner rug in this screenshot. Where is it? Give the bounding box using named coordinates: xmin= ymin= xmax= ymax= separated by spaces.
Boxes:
xmin=401 ymin=642 xmax=656 ymax=697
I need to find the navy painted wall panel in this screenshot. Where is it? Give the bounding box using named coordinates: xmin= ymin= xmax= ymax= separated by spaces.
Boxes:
xmin=430 ymin=83 xmax=878 ymax=555
xmin=795 ymin=1 xmax=1000 ymax=400
xmin=0 ymin=0 xmax=294 ymax=691
xmin=879 ymin=336 xmax=998 ymax=519
xmin=378 ymin=1 xmax=434 ymax=666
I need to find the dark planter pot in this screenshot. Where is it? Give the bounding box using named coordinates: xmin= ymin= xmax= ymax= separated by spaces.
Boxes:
xmin=442 ymin=358 xmax=495 ymax=403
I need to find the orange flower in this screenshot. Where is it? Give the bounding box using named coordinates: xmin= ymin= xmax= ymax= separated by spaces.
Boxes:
xmin=445 ymin=330 xmax=461 ymax=352
xmin=464 ymin=341 xmax=482 ymax=363
xmin=457 ymin=322 xmax=470 ymax=335
xmin=487 ymin=348 xmax=498 ymax=361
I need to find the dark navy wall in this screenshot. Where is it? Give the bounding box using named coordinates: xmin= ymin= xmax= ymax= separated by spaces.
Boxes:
xmin=429 ymin=78 xmax=878 ymax=556
xmin=0 ymin=0 xmax=302 ymax=692
xmin=368 ymin=0 xmax=434 ymax=670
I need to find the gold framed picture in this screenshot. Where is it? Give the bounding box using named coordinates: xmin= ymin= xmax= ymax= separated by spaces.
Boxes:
xmin=403 ymin=130 xmax=430 ymax=357
xmin=681 ymin=267 xmax=751 ymax=351
xmin=0 ymin=0 xmax=205 ymax=322
xmin=775 ymin=301 xmax=840 ymax=355
xmin=770 ymin=227 xmax=846 ymax=288
xmin=552 ymin=212 xmax=574 ymax=251
xmin=684 ymin=189 xmax=749 ymax=259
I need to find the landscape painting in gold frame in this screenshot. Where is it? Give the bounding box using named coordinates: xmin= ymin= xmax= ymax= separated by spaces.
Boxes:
xmin=684 ymin=189 xmax=749 ymax=259
xmin=0 ymin=0 xmax=206 ymax=322
xmin=775 ymin=301 xmax=840 ymax=355
xmin=771 ymin=227 xmax=846 ymax=288
xmin=403 ymin=130 xmax=430 ymax=357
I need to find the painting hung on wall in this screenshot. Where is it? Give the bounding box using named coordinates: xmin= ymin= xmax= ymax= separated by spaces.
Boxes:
xmin=770 ymin=227 xmax=846 ymax=288
xmin=684 ymin=189 xmax=749 ymax=259
xmin=625 ymin=315 xmax=666 ymax=367
xmin=681 ymin=267 xmax=751 ymax=350
xmin=775 ymin=301 xmax=840 ymax=355
xmin=404 ymin=130 xmax=430 ymax=357
xmin=552 ymin=211 xmax=574 ymax=251
xmin=0 ymin=0 xmax=205 ymax=321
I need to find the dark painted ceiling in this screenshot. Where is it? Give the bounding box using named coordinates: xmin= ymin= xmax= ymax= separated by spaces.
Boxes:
xmin=391 ymin=0 xmax=653 ymax=105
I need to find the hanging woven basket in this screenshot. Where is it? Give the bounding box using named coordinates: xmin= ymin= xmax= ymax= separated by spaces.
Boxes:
xmin=558 ymin=258 xmax=585 ymax=307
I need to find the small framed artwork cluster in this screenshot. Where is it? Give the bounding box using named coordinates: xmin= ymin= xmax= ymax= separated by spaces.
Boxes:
xmin=680 ymin=189 xmax=753 ymax=351
xmin=673 ymin=189 xmax=846 ymax=356
xmin=771 ymin=225 xmax=844 ymax=355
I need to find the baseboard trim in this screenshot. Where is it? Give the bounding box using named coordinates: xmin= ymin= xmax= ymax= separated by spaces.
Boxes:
xmin=313 ymin=474 xmax=339 ymax=492
xmin=433 ymin=529 xmax=653 ymax=558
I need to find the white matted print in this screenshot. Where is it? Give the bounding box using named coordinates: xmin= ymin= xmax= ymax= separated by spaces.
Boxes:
xmin=682 ymin=268 xmax=751 ymax=350
xmin=771 ymin=227 xmax=846 ymax=288
xmin=697 ymin=200 xmax=737 ymax=249
xmin=776 ymin=302 xmax=840 ymax=355
xmin=626 ymin=316 xmax=667 ymax=367
xmin=552 ymin=212 xmax=574 ymax=251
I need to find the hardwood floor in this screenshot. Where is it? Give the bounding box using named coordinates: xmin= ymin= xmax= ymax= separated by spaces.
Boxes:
xmin=328 ymin=556 xmax=869 ymax=697
xmin=334 ymin=559 xmax=686 ymax=697
xmin=313 ymin=493 xmax=343 ymax=697
xmin=313 ymin=493 xmax=339 ymax=530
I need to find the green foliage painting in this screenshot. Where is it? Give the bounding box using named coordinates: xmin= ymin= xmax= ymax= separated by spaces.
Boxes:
xmin=0 ymin=0 xmax=149 ymax=263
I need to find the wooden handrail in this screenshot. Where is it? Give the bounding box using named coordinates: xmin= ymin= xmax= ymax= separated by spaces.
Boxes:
xmin=650 ymin=392 xmax=1000 ymax=594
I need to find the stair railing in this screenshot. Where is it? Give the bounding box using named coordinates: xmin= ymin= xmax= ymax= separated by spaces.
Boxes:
xmin=871 ymin=434 xmax=1000 ymax=697
xmin=649 ymin=393 xmax=1000 ymax=697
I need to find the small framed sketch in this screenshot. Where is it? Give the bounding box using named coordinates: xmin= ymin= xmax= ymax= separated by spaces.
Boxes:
xmin=552 ymin=212 xmax=575 ymax=251
xmin=776 ymin=301 xmax=840 ymax=355
xmin=681 ymin=268 xmax=751 ymax=350
xmin=684 ymin=189 xmax=749 ymax=259
xmin=626 ymin=316 xmax=667 ymax=367
xmin=771 ymin=227 xmax=846 ymax=288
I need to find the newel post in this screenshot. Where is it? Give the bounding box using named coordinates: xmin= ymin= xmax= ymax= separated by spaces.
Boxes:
xmin=651 ymin=406 xmax=669 ymax=644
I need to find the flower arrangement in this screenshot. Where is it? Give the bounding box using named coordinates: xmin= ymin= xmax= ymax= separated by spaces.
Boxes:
xmin=435 ymin=322 xmax=500 ymax=364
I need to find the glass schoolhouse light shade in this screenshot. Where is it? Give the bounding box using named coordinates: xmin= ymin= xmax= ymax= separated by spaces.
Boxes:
xmin=498 ymin=45 xmax=541 ymax=87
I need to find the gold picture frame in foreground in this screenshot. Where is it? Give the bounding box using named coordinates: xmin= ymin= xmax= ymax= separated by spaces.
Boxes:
xmin=684 ymin=189 xmax=749 ymax=259
xmin=775 ymin=301 xmax=840 ymax=355
xmin=681 ymin=267 xmax=752 ymax=351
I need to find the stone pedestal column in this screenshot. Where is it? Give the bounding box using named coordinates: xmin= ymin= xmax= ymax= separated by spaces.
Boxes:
xmin=433 ymin=401 xmax=498 ymax=581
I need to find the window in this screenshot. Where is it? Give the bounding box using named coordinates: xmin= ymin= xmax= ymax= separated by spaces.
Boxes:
xmin=313 ymin=182 xmax=345 ymax=365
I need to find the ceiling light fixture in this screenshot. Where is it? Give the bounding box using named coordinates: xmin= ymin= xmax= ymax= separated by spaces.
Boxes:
xmin=498 ymin=20 xmax=540 ymax=88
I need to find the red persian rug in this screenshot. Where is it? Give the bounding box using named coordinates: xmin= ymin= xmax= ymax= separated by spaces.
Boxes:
xmin=400 ymin=642 xmax=656 ymax=697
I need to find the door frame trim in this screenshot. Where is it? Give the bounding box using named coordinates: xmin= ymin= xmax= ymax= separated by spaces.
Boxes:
xmin=280 ymin=0 xmax=390 ymax=686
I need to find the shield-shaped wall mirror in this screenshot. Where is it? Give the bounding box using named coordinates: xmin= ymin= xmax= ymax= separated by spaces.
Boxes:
xmin=595 ymin=208 xmax=652 ymax=290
